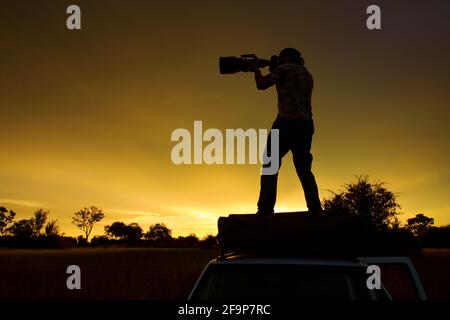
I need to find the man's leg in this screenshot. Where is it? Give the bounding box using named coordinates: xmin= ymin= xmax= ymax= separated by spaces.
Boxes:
xmin=291 ymin=120 xmax=322 ymax=213
xmin=257 ymin=121 xmax=289 ymax=215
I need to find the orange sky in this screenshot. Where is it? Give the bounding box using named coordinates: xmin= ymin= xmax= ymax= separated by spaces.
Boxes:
xmin=1 ymin=0 xmax=449 ymax=238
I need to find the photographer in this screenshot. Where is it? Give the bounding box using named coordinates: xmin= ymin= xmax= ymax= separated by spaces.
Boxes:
xmin=246 ymin=48 xmax=322 ymax=217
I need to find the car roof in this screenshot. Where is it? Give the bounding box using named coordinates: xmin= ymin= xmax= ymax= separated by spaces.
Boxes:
xmin=213 ymin=255 xmax=365 ymax=267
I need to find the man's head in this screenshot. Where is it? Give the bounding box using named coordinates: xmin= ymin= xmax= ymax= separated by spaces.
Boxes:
xmin=279 ymin=47 xmax=304 ymax=66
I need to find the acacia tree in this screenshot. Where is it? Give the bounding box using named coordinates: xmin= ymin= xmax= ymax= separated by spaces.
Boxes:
xmin=323 ymin=176 xmax=401 ymax=231
xmin=72 ymin=206 xmax=105 ymax=242
xmin=407 ymin=214 xmax=434 ymax=236
xmin=104 ymin=221 xmax=142 ymax=241
xmin=6 ymin=209 xmax=60 ymax=240
xmin=104 ymin=221 xmax=128 ymax=239
xmin=144 ymin=223 xmax=172 ymax=242
xmin=177 ymin=233 xmax=199 ymax=248
xmin=125 ymin=223 xmax=143 ymax=241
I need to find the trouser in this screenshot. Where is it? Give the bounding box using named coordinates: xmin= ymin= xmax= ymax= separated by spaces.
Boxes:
xmin=257 ymin=118 xmax=321 ymax=213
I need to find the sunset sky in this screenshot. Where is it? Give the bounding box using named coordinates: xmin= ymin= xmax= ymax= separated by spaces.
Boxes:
xmin=1 ymin=0 xmax=449 ymax=238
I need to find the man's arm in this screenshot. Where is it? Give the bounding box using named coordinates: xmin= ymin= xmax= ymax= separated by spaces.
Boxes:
xmin=253 ymin=68 xmax=275 ymax=90
xmin=244 ymin=59 xmax=275 ymax=90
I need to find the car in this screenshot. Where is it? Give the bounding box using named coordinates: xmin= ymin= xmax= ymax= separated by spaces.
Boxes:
xmin=189 ymin=254 xmax=427 ymax=301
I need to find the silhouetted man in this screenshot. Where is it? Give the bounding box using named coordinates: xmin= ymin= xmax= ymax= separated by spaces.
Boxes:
xmin=247 ymin=48 xmax=322 ymax=216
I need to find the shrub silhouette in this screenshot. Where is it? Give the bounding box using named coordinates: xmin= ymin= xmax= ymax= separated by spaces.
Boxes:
xmin=8 ymin=209 xmax=57 ymax=239
xmin=105 ymin=221 xmax=143 ymax=241
xmin=422 ymin=226 xmax=450 ymax=248
xmin=407 ymin=214 xmax=434 ymax=237
xmin=144 ymin=223 xmax=172 ymax=241
xmin=200 ymin=234 xmax=217 ymax=249
xmin=323 ymin=175 xmax=400 ymax=231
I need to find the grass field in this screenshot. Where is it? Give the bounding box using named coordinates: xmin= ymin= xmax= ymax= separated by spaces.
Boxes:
xmin=0 ymin=248 xmax=218 ymax=299
xmin=0 ymin=248 xmax=448 ymax=300
xmin=410 ymin=249 xmax=450 ymax=300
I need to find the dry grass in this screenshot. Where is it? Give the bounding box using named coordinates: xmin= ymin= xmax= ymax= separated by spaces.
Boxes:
xmin=0 ymin=248 xmax=218 ymax=299
xmin=411 ymin=249 xmax=450 ymax=300
xmin=0 ymin=248 xmax=448 ymax=300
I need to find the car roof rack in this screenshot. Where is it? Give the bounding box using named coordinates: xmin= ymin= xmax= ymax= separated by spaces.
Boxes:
xmin=216 ymin=211 xmax=420 ymax=259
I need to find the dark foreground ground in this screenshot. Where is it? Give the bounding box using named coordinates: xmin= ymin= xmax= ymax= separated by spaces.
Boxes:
xmin=0 ymin=248 xmax=448 ymax=299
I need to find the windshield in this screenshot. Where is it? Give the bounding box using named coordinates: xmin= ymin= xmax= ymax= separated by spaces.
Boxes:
xmin=191 ymin=263 xmax=389 ymax=300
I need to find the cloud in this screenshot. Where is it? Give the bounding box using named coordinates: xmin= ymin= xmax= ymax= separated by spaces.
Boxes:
xmin=104 ymin=209 xmax=162 ymax=220
xmin=0 ymin=198 xmax=46 ymax=208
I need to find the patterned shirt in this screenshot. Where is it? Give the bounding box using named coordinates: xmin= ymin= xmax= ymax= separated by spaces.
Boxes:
xmin=268 ymin=63 xmax=313 ymax=120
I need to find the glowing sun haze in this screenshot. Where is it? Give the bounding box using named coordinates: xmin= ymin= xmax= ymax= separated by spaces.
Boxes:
xmin=1 ymin=0 xmax=449 ymax=238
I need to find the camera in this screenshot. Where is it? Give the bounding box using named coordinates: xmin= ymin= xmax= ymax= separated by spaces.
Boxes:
xmin=219 ymin=54 xmax=280 ymax=74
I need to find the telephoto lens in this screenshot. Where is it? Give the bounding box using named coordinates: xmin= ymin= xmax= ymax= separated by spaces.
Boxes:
xmin=219 ymin=57 xmax=245 ymax=74
xmin=219 ymin=55 xmax=271 ymax=74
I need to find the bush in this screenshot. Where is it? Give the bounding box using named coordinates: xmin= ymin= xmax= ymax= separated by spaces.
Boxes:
xmin=422 ymin=226 xmax=450 ymax=248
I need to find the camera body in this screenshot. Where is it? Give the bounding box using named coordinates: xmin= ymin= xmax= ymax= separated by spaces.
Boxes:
xmin=219 ymin=54 xmax=280 ymax=74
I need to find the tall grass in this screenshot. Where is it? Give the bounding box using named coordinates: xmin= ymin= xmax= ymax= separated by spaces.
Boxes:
xmin=411 ymin=249 xmax=450 ymax=300
xmin=0 ymin=248 xmax=218 ymax=299
xmin=0 ymin=248 xmax=448 ymax=299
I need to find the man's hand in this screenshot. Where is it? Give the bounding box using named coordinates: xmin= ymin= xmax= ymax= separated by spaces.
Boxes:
xmin=242 ymin=58 xmax=275 ymax=90
xmin=253 ymin=68 xmax=275 ymax=90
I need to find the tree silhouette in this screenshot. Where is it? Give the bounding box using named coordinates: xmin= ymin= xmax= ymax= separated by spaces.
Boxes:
xmin=32 ymin=209 xmax=49 ymax=237
xmin=323 ymin=176 xmax=400 ymax=231
xmin=144 ymin=223 xmax=172 ymax=242
xmin=125 ymin=223 xmax=143 ymax=241
xmin=72 ymin=206 xmax=105 ymax=242
xmin=200 ymin=234 xmax=217 ymax=249
xmin=0 ymin=207 xmax=16 ymax=235
xmin=407 ymin=214 xmax=434 ymax=236
xmin=90 ymin=235 xmax=110 ymax=246
xmin=44 ymin=219 xmax=60 ymax=237
xmin=177 ymin=233 xmax=200 ymax=247
xmin=105 ymin=221 xmax=142 ymax=241
xmin=8 ymin=209 xmax=49 ymax=238
xmin=8 ymin=219 xmax=34 ymax=239
xmin=105 ymin=221 xmax=128 ymax=239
